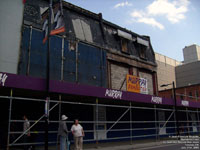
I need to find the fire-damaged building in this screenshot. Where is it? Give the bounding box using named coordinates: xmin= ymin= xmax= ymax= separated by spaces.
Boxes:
xmin=0 ymin=0 xmax=200 ymax=149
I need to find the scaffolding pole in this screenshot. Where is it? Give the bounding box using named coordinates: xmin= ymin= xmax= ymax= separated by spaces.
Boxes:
xmin=7 ymin=89 xmax=13 ymax=150
xmin=173 ymin=106 xmax=177 ymax=138
xmin=197 ymin=108 xmax=200 ymax=134
xmin=130 ymin=102 xmax=132 ymax=145
xmin=154 ymin=105 xmax=158 ymax=142
xmin=186 ymin=108 xmax=189 ymax=135
xmin=95 ymin=98 xmax=99 ymax=147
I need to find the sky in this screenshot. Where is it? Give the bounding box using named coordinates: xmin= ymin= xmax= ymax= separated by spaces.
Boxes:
xmin=64 ymin=0 xmax=200 ymax=61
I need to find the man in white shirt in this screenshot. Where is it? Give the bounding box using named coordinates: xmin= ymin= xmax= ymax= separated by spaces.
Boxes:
xmin=71 ymin=119 xmax=84 ymax=150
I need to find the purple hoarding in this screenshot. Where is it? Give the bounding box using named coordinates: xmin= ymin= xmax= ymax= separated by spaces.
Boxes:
xmin=1 ymin=72 xmax=200 ymax=108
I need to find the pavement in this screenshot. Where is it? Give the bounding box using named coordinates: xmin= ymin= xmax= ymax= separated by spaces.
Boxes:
xmin=83 ymin=141 xmax=184 ymax=150
xmin=9 ymin=138 xmax=199 ymax=150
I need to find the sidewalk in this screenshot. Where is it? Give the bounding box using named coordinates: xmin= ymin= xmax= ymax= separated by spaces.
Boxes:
xmin=83 ymin=141 xmax=164 ymax=150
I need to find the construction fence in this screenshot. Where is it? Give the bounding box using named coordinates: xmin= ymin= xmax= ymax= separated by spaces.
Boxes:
xmin=1 ymin=92 xmax=200 ymax=150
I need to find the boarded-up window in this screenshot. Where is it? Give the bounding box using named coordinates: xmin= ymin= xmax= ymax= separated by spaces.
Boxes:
xmin=72 ymin=18 xmax=93 ymax=43
xmin=110 ymin=64 xmax=129 ymax=91
xmin=139 ymin=72 xmax=153 ymax=95
xmin=140 ymin=45 xmax=147 ymax=59
xmin=121 ymin=39 xmax=128 ymax=53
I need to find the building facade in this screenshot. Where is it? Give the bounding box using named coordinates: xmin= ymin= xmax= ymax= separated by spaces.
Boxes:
xmin=176 ymin=61 xmax=200 ymax=88
xmin=183 ymin=44 xmax=200 ymax=64
xmin=158 ymin=83 xmax=200 ymax=102
xmin=155 ymin=53 xmax=181 ymax=91
xmin=0 ymin=0 xmax=200 ymax=149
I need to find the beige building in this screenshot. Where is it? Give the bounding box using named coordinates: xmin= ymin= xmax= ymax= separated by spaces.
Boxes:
xmin=155 ymin=53 xmax=181 ymax=91
xmin=183 ymin=44 xmax=200 ymax=64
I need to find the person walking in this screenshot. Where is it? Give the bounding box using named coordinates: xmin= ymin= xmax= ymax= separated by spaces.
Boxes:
xmin=58 ymin=115 xmax=68 ymax=150
xmin=71 ymin=119 xmax=84 ymax=150
xmin=23 ymin=115 xmax=31 ymax=150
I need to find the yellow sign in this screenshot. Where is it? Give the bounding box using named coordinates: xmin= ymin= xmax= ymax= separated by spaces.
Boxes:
xmin=126 ymin=75 xmax=140 ymax=93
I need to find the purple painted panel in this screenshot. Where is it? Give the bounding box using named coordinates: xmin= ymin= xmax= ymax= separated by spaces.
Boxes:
xmin=0 ymin=72 xmax=45 ymax=91
xmin=1 ymin=72 xmax=200 ymax=108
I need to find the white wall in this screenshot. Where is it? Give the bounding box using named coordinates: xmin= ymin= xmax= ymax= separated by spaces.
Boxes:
xmin=0 ymin=0 xmax=24 ymax=74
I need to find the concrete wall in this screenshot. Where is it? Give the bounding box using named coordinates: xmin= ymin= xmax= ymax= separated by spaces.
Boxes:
xmin=0 ymin=0 xmax=24 ymax=74
xmin=176 ymin=61 xmax=200 ymax=88
xmin=155 ymin=53 xmax=181 ymax=91
xmin=183 ymin=44 xmax=200 ymax=64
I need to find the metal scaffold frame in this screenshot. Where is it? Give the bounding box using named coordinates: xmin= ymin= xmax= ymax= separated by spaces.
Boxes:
xmin=1 ymin=93 xmax=200 ymax=150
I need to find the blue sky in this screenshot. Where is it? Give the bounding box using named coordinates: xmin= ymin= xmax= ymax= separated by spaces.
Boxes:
xmin=64 ymin=0 xmax=200 ymax=61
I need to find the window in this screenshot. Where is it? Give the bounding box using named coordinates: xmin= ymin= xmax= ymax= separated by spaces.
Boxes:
xmin=121 ymin=38 xmax=128 ymax=53
xmin=189 ymin=92 xmax=192 ymax=98
xmin=196 ymin=90 xmax=199 ymax=98
xmin=72 ymin=18 xmax=93 ymax=43
xmin=139 ymin=45 xmax=147 ymax=59
xmin=180 ymin=94 xmax=184 ymax=100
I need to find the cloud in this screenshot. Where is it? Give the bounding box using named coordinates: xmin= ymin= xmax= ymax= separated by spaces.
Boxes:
xmin=131 ymin=10 xmax=165 ymax=30
xmin=114 ymin=1 xmax=132 ymax=9
xmin=138 ymin=17 xmax=164 ymax=30
xmin=147 ymin=0 xmax=189 ymax=23
xmin=129 ymin=0 xmax=189 ymax=29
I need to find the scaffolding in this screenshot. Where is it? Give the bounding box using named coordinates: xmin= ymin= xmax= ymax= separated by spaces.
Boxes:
xmin=1 ymin=90 xmax=200 ymax=150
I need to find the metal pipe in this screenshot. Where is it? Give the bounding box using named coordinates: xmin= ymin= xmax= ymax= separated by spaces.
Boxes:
xmin=106 ymin=108 xmax=130 ymax=133
xmin=27 ymin=26 xmax=32 ymax=75
xmin=10 ymin=102 xmax=59 ymax=146
xmin=197 ymin=108 xmax=200 ymax=134
xmin=154 ymin=105 xmax=158 ymax=142
xmin=7 ymin=89 xmax=13 ymax=150
xmin=75 ymin=41 xmax=78 ymax=83
xmin=45 ymin=0 xmax=53 ymax=149
xmin=186 ymin=108 xmax=189 ymax=135
xmin=61 ymin=37 xmax=64 ymax=81
xmin=130 ymin=102 xmax=132 ymax=144
xmin=95 ymin=98 xmax=99 ymax=147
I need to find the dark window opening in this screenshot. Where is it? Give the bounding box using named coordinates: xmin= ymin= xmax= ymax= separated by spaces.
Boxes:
xmin=140 ymin=45 xmax=147 ymax=59
xmin=189 ymin=92 xmax=192 ymax=98
xmin=195 ymin=90 xmax=199 ymax=98
xmin=129 ymin=68 xmax=133 ymax=75
xmin=180 ymin=94 xmax=184 ymax=100
xmin=121 ymin=38 xmax=129 ymax=53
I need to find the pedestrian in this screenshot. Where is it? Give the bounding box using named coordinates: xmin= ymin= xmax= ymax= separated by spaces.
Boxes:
xmin=71 ymin=119 xmax=84 ymax=150
xmin=23 ymin=115 xmax=31 ymax=150
xmin=58 ymin=115 xmax=68 ymax=150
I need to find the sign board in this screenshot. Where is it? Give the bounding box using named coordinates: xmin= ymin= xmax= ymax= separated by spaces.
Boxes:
xmin=126 ymin=75 xmax=148 ymax=94
xmin=126 ymin=75 xmax=140 ymax=93
xmin=140 ymin=78 xmax=148 ymax=94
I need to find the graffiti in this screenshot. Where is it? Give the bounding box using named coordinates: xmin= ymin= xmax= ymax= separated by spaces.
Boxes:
xmin=151 ymin=96 xmax=162 ymax=104
xmin=0 ymin=73 xmax=8 ymax=86
xmin=105 ymin=89 xmax=122 ymax=99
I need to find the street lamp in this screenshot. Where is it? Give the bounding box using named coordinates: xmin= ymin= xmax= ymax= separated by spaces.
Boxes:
xmin=160 ymin=81 xmax=180 ymax=137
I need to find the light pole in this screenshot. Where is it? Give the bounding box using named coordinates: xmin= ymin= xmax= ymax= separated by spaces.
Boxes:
xmin=161 ymin=81 xmax=180 ymax=137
